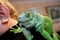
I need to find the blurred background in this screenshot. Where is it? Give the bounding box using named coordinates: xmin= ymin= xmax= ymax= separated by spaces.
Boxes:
xmin=9 ymin=0 xmax=60 ymax=33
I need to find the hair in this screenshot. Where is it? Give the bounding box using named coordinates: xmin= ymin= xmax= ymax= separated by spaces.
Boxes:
xmin=1 ymin=0 xmax=18 ymax=20
xmin=6 ymin=4 xmax=18 ymax=20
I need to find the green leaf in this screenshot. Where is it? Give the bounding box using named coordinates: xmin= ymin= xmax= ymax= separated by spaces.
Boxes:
xmin=10 ymin=25 xmax=22 ymax=34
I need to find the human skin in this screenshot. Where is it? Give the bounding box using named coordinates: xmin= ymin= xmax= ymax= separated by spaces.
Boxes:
xmin=0 ymin=0 xmax=18 ymax=36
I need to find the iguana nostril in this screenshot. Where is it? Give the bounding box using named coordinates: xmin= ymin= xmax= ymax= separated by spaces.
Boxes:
xmin=19 ymin=17 xmax=21 ymax=19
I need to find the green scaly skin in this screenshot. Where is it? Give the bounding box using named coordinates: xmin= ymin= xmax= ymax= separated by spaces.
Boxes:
xmin=10 ymin=8 xmax=59 ymax=40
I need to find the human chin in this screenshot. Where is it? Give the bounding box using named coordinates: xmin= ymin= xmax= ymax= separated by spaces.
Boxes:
xmin=0 ymin=20 xmax=9 ymax=36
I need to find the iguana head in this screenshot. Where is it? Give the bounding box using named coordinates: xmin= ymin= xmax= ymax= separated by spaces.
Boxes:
xmin=18 ymin=8 xmax=40 ymax=29
xmin=18 ymin=9 xmax=36 ymax=27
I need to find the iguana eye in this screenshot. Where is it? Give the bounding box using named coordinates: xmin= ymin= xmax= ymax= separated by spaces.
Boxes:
xmin=28 ymin=13 xmax=30 ymax=16
xmin=26 ymin=13 xmax=30 ymax=17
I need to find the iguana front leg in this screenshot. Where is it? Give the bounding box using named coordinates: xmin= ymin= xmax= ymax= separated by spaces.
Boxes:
xmin=36 ymin=24 xmax=53 ymax=40
xmin=36 ymin=16 xmax=53 ymax=40
xmin=44 ymin=16 xmax=59 ymax=40
xmin=22 ymin=28 xmax=33 ymax=40
xmin=53 ymin=31 xmax=60 ymax=40
xmin=36 ymin=16 xmax=59 ymax=40
xmin=53 ymin=33 xmax=58 ymax=40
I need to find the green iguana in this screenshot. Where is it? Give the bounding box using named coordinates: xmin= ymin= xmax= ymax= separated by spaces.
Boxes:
xmin=10 ymin=8 xmax=60 ymax=40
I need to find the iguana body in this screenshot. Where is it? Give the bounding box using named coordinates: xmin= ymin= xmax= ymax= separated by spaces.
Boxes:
xmin=10 ymin=8 xmax=59 ymax=40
